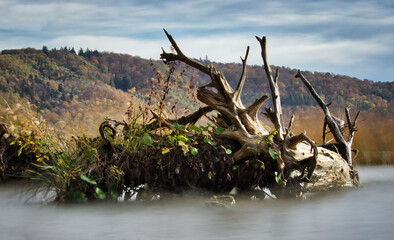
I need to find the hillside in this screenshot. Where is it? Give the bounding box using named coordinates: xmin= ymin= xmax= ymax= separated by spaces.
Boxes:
xmin=1 ymin=47 xmax=392 ymax=114
xmin=0 ymin=48 xmax=133 ymax=134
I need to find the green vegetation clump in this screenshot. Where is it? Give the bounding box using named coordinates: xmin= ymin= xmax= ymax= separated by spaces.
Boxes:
xmin=0 ymin=109 xmax=256 ymax=202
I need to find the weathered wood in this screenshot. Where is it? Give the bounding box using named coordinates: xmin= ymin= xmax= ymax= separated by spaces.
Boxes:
xmin=161 ymin=29 xmax=271 ymax=161
xmin=295 ymin=70 xmax=359 ymax=166
xmin=157 ymin=29 xmax=359 ymax=197
xmin=256 ymin=36 xmax=285 ymax=141
xmin=148 ymin=106 xmax=213 ymax=130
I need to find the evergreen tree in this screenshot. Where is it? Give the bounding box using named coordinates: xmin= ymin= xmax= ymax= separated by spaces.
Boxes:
xmin=122 ymin=74 xmax=132 ymax=91
xmin=58 ymin=83 xmax=64 ymax=93
xmin=113 ymin=73 xmax=122 ymax=90
xmin=78 ymin=48 xmax=84 ymax=56
xmin=42 ymin=46 xmax=49 ymax=55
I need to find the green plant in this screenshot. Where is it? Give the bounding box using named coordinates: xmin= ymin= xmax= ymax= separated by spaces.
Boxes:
xmin=268 ymin=147 xmax=279 ymax=160
xmin=275 ymin=171 xmax=285 ymax=185
xmin=142 ymin=132 xmax=153 ymax=146
xmin=254 ymin=159 xmax=265 ymax=170
xmin=220 ymin=145 xmax=232 ymax=155
xmin=265 ymin=130 xmax=280 ymax=160
xmin=203 ymin=136 xmax=215 ymax=146
xmin=166 ymin=122 xmax=197 ymax=155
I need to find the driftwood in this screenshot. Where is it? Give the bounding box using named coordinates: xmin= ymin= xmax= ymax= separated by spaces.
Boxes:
xmin=156 ymin=29 xmax=359 ymax=197
xmin=92 ymin=30 xmax=359 ymax=199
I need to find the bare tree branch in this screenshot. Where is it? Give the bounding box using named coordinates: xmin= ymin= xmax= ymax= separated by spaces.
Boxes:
xmin=245 ymin=94 xmax=269 ymax=119
xmin=295 ymin=70 xmax=359 ymax=166
xmin=161 ymin=29 xmax=211 ymax=75
xmin=234 ymin=46 xmax=250 ymax=102
xmin=148 ymin=106 xmax=213 ymax=130
xmin=256 ymin=36 xmax=285 ymax=140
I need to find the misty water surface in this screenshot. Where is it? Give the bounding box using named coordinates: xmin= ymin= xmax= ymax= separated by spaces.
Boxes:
xmin=0 ymin=166 xmax=393 ymax=240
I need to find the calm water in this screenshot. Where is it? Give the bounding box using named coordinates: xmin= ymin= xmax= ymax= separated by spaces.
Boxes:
xmin=1 ymin=166 xmax=394 ymax=240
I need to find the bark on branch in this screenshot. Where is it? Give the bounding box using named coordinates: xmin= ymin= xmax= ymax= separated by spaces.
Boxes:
xmin=153 ymin=30 xmax=359 ymax=197
xmin=295 ymin=70 xmax=359 ymax=166
xmin=256 ymin=36 xmax=285 ymax=141
xmin=160 ymin=29 xmax=272 ymax=160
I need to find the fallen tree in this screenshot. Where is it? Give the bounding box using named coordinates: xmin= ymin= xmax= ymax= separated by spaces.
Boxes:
xmin=96 ymin=30 xmax=360 ymax=199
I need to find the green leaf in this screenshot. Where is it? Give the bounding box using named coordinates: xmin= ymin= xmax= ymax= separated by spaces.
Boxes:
xmin=269 ymin=147 xmax=279 ymax=160
xmin=190 ymin=125 xmax=201 ymax=132
xmin=275 ymin=171 xmax=285 ymax=185
xmin=215 ymin=127 xmax=225 ymax=135
xmin=233 ymin=165 xmax=238 ymax=170
xmin=221 ymin=145 xmax=232 ymax=155
xmin=80 ymin=174 xmax=97 ymax=185
xmin=203 ymin=136 xmax=215 ymax=146
xmin=260 ymin=162 xmax=265 ymax=170
xmin=254 ymin=160 xmax=265 ymax=170
xmin=17 ymin=147 xmax=23 ymax=157
xmin=94 ymin=187 xmax=106 ymax=200
xmin=178 ymin=140 xmax=189 ymax=153
xmin=13 ymin=121 xmax=24 ymax=126
xmin=142 ymin=132 xmax=153 ymax=146
xmin=191 ymin=147 xmax=198 ymax=156
xmin=200 ymin=126 xmax=209 ymax=132
xmin=161 ymin=147 xmax=170 ymax=155
xmin=177 ymin=135 xmax=189 ymax=143
xmin=173 ymin=122 xmax=185 ymax=131
xmin=60 ymin=152 xmax=68 ymax=160
xmin=168 ymin=135 xmax=176 ymax=145
xmin=182 ymin=146 xmax=189 ymax=153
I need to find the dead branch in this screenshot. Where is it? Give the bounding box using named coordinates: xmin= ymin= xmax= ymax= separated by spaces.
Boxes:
xmin=161 ymin=29 xmax=272 ymax=160
xmin=148 ymin=106 xmax=213 ymax=130
xmin=256 ymin=36 xmax=285 ymax=141
xmin=295 ymin=70 xmax=359 ymax=166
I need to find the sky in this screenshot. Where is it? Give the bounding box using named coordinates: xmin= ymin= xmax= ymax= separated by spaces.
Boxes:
xmin=0 ymin=0 xmax=393 ymax=82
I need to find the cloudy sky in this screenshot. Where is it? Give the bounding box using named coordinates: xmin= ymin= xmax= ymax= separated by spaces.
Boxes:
xmin=0 ymin=0 xmax=393 ymax=82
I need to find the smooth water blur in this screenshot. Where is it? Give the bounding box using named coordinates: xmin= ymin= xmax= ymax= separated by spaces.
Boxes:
xmin=1 ymin=166 xmax=394 ymax=240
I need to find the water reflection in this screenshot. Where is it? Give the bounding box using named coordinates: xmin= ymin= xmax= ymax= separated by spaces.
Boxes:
xmin=1 ymin=166 xmax=393 ymax=240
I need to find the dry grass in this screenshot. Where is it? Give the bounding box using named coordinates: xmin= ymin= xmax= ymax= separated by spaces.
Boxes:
xmin=286 ymin=106 xmax=393 ymax=165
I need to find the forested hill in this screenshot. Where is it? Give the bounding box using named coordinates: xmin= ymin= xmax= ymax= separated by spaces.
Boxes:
xmin=0 ymin=47 xmax=392 ymax=118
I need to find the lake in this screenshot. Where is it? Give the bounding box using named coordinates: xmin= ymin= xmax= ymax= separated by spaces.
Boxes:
xmin=1 ymin=166 xmax=393 ymax=240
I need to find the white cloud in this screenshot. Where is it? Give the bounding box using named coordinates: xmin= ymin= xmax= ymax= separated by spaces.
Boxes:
xmin=1 ymin=0 xmax=393 ymax=81
xmin=267 ymin=35 xmax=392 ymax=66
xmin=47 ymin=33 xmax=392 ymax=68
